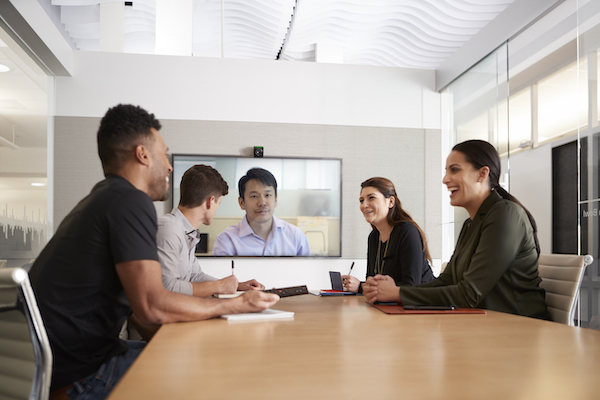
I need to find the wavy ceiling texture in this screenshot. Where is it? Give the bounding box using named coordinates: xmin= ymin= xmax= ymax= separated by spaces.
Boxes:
xmin=49 ymin=0 xmax=515 ymax=69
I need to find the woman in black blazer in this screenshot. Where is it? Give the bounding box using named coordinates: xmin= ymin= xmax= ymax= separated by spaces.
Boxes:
xmin=342 ymin=177 xmax=434 ymax=292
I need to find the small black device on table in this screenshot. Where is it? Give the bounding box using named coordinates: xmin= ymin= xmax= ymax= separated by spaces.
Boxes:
xmin=263 ymin=285 xmax=309 ymax=297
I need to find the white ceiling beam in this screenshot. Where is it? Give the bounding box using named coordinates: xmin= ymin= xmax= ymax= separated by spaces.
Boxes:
xmin=435 ymin=0 xmax=564 ymax=92
xmin=1 ymin=0 xmax=73 ymax=76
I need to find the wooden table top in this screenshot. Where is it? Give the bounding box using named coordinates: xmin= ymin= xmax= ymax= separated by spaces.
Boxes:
xmin=108 ymin=295 xmax=600 ymax=400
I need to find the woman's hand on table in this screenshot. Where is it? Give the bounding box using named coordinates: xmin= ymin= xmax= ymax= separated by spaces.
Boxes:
xmin=363 ymin=275 xmax=401 ymax=304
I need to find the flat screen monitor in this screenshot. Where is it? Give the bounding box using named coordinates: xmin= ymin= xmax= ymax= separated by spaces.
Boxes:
xmin=171 ymin=154 xmax=342 ymax=257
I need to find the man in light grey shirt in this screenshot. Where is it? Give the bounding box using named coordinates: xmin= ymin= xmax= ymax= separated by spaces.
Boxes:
xmin=157 ymin=165 xmax=264 ymax=297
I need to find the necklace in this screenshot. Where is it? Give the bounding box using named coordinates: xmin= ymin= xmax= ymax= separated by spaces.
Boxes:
xmin=375 ymin=239 xmax=390 ymax=275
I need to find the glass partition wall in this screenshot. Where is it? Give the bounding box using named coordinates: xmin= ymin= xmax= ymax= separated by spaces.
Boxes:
xmin=0 ymin=27 xmax=51 ymax=269
xmin=440 ymin=44 xmax=509 ymax=262
xmin=577 ymin=0 xmax=600 ymax=328
xmin=441 ymin=0 xmax=600 ymax=327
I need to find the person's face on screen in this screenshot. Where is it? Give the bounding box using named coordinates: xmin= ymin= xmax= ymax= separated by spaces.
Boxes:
xmin=239 ymin=180 xmax=277 ymax=225
xmin=359 ymin=186 xmax=393 ymax=229
xmin=147 ymin=128 xmax=173 ymax=202
xmin=443 ymin=150 xmax=488 ymax=213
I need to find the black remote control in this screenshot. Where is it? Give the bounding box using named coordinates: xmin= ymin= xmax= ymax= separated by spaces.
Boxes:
xmin=263 ymin=285 xmax=309 ymax=297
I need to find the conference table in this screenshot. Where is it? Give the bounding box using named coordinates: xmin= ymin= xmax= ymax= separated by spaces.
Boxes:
xmin=108 ymin=295 xmax=600 ymax=400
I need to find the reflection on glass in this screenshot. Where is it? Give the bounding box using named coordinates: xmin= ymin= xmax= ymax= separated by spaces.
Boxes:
xmin=172 ymin=155 xmax=342 ymax=257
xmin=0 ymin=24 xmax=49 ymax=266
xmin=450 ymin=44 xmax=508 ymax=153
xmin=538 ymin=59 xmax=588 ymax=140
xmin=500 ymin=87 xmax=531 ymax=151
xmin=598 ymin=51 xmax=600 ymax=126
xmin=456 ymin=111 xmax=488 ymax=144
xmin=0 ymin=177 xmax=48 ymax=262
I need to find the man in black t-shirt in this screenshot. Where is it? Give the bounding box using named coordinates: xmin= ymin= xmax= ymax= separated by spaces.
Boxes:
xmin=29 ymin=104 xmax=279 ymax=400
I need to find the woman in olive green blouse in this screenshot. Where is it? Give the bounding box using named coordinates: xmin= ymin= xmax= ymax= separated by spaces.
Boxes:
xmin=363 ymin=140 xmax=551 ymax=320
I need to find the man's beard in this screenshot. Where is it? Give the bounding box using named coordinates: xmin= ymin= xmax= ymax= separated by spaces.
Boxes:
xmin=149 ymin=173 xmax=169 ymax=201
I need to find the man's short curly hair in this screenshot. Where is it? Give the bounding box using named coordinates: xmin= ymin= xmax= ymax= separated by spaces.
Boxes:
xmin=97 ymin=104 xmax=161 ymax=173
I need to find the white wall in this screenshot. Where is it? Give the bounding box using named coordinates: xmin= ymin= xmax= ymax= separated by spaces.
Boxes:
xmin=56 ymin=51 xmax=439 ymax=129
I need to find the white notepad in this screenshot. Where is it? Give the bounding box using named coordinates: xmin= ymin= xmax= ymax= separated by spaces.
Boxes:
xmin=220 ymin=308 xmax=294 ymax=322
xmin=215 ymin=291 xmax=244 ymax=299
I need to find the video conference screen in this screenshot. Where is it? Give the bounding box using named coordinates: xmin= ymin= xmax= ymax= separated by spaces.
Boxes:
xmin=171 ymin=154 xmax=342 ymax=257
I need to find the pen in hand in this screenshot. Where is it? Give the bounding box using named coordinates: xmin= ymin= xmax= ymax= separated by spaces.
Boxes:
xmin=231 ymin=260 xmax=235 ymax=276
xmin=348 ymin=261 xmax=355 ymax=276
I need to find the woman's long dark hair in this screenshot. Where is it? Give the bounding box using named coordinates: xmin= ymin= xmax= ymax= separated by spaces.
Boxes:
xmin=361 ymin=177 xmax=432 ymax=264
xmin=453 ymin=139 xmax=541 ymax=255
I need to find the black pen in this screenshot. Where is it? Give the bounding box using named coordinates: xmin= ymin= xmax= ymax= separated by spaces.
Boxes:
xmin=348 ymin=261 xmax=355 ymax=276
xmin=231 ymin=260 xmax=235 ymax=276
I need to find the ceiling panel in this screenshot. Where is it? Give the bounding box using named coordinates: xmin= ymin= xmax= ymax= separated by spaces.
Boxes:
xmin=0 ymin=0 xmax=517 ymax=149
xmin=49 ymin=0 xmax=515 ymax=69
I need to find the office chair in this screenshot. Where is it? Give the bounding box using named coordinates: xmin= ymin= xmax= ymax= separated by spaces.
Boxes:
xmin=0 ymin=267 xmax=52 ymax=400
xmin=538 ymin=254 xmax=593 ymax=327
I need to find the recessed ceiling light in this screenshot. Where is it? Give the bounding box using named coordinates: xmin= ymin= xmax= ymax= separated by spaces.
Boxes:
xmin=0 ymin=64 xmax=10 ymax=73
xmin=31 ymin=182 xmax=45 ymax=187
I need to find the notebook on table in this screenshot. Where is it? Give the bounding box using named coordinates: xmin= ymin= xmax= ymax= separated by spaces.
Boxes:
xmin=220 ymin=308 xmax=294 ymax=322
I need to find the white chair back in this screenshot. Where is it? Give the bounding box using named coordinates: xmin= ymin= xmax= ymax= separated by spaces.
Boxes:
xmin=538 ymin=254 xmax=593 ymax=326
xmin=0 ymin=268 xmax=52 ymax=400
